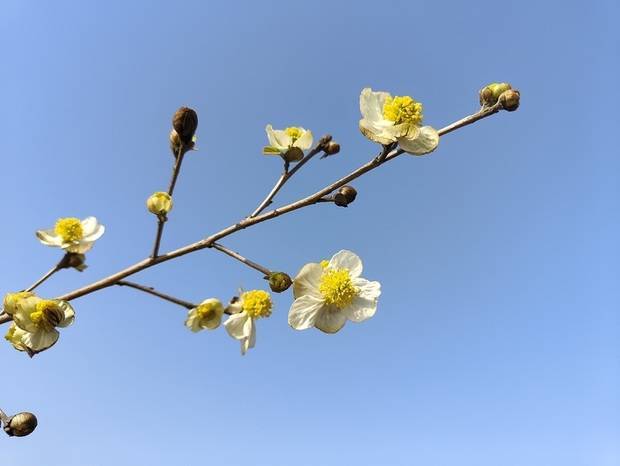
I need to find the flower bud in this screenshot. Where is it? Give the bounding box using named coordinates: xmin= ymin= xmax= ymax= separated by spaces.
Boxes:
xmin=499 ymin=89 xmax=520 ymax=112
xmin=169 ymin=129 xmax=182 ymax=156
xmin=324 ymin=141 xmax=340 ymax=156
xmin=334 ymin=186 xmax=357 ymax=207
xmin=172 ymin=107 xmax=198 ymax=144
xmin=268 ymin=272 xmax=293 ymax=293
xmin=479 ymin=82 xmax=512 ymax=107
xmin=147 ymin=192 xmax=173 ymax=216
xmin=4 ymin=412 xmax=37 ymax=437
xmin=283 ymin=147 xmax=304 ymax=163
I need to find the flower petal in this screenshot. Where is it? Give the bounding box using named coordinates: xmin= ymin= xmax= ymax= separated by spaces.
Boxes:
xmin=241 ymin=319 xmax=256 ymax=355
xmin=81 ymin=217 xmax=98 ymax=236
xmin=344 ymin=296 xmax=378 ymax=323
xmin=36 ymin=229 xmax=62 ymax=247
xmin=328 ymin=250 xmax=363 ymax=278
xmin=293 ymin=263 xmax=323 ymax=299
xmin=352 ymin=278 xmax=381 ymax=301
xmin=360 ymin=88 xmax=390 ymax=122
xmin=314 ymin=308 xmax=347 ymax=334
xmin=66 ymin=241 xmax=94 ymax=254
xmin=288 ymin=295 xmax=325 ymax=330
xmin=56 ymin=301 xmax=75 ymax=328
xmin=224 ymin=312 xmax=250 ymax=340
xmin=359 ymin=119 xmax=396 ymax=145
xmin=294 ymin=129 xmax=313 ymax=150
xmin=12 ymin=296 xmax=41 ymax=333
xmin=82 ymin=224 xmax=105 ymax=242
xmin=398 ymin=125 xmax=439 ymax=155
xmin=21 ymin=328 xmax=59 ymax=352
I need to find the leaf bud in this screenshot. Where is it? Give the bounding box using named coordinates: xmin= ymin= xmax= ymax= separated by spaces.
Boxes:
xmin=172 ymin=107 xmax=198 ymax=144
xmin=268 ymin=272 xmax=293 ymax=293
xmin=146 ymin=192 xmax=173 ymax=216
xmin=3 ymin=412 xmax=37 ymax=437
xmin=334 ymin=185 xmax=357 ymax=207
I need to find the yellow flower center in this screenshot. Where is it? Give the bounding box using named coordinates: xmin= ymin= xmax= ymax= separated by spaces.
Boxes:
xmin=320 ymin=260 xmax=329 ymax=269
xmin=319 ymin=268 xmax=358 ymax=309
xmin=30 ymin=300 xmax=63 ymax=331
xmin=241 ymin=290 xmax=272 ymax=319
xmin=285 ymin=127 xmax=303 ymax=143
xmin=196 ymin=301 xmax=221 ymax=321
xmin=54 ymin=218 xmax=84 ymax=242
xmin=382 ymin=95 xmax=423 ymax=126
xmin=5 ymin=325 xmax=17 ymax=342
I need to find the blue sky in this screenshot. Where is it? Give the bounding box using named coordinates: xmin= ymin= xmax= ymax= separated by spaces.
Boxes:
xmin=1 ymin=1 xmax=618 ymax=465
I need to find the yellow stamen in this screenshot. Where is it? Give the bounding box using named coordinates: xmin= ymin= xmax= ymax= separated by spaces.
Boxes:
xmin=30 ymin=300 xmax=63 ymax=331
xmin=196 ymin=301 xmax=222 ymax=322
xmin=241 ymin=290 xmax=272 ymax=319
xmin=383 ymin=95 xmax=423 ymax=126
xmin=54 ymin=218 xmax=84 ymax=242
xmin=320 ymin=260 xmax=329 ymax=269
xmin=285 ymin=127 xmax=303 ymax=143
xmin=319 ymin=268 xmax=358 ymax=309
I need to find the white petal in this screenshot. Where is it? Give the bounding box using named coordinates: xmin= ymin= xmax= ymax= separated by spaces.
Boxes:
xmin=82 ymin=224 xmax=105 ymax=242
xmin=314 ymin=308 xmax=347 ymax=334
xmin=56 ymin=301 xmax=75 ymax=328
xmin=344 ymin=296 xmax=377 ymax=323
xmin=359 ymin=119 xmax=396 ymax=145
xmin=294 ymin=129 xmax=313 ymax=150
xmin=266 ymin=125 xmax=282 ymax=150
xmin=360 ymin=88 xmax=390 ymax=123
xmin=36 ymin=229 xmax=62 ymax=247
xmin=329 ymin=250 xmax=363 ymax=278
xmin=241 ymin=319 xmax=256 ymax=355
xmin=384 ymin=122 xmax=416 ymax=139
xmin=224 ymin=312 xmax=250 ymax=340
xmin=66 ymin=240 xmax=94 ymax=254
xmin=398 ymin=125 xmax=439 ymax=155
xmin=288 ymin=295 xmax=325 ymax=330
xmin=352 ymin=278 xmax=382 ymax=301
xmin=185 ymin=310 xmax=203 ymax=332
xmin=21 ymin=328 xmax=59 ymax=352
xmin=81 ymin=217 xmax=98 ymax=236
xmin=293 ymin=263 xmax=322 ymax=299
xmin=12 ymin=296 xmax=41 ymax=333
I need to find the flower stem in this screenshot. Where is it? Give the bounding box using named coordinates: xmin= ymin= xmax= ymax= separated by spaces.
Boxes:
xmin=116 ymin=280 xmax=197 ymax=309
xmin=151 ymin=144 xmax=187 ymax=258
xmin=211 ymin=243 xmax=272 ymax=276
xmin=25 ymin=253 xmax=72 ymax=293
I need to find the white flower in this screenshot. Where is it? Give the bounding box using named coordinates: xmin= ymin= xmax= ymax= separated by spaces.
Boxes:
xmin=288 ymin=250 xmax=381 ymax=334
xmin=359 ymin=87 xmax=439 ymax=155
xmin=223 ymin=290 xmax=272 ymax=355
xmin=36 ymin=216 xmax=105 ymax=253
xmin=185 ymin=298 xmax=224 ymax=332
xmin=8 ymin=294 xmax=75 ymax=353
xmin=263 ymin=125 xmax=313 ymax=156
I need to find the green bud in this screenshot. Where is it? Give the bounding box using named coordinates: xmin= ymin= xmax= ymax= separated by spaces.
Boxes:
xmin=268 ymin=272 xmax=293 ymax=293
xmin=147 ymin=192 xmax=173 ymax=216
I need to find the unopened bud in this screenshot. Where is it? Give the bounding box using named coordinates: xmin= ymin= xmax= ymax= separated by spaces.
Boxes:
xmin=283 ymin=147 xmax=304 ymax=163
xmin=268 ymin=272 xmax=293 ymax=293
xmin=479 ymin=82 xmax=512 ymax=107
xmin=324 ymin=141 xmax=340 ymax=156
xmin=65 ymin=253 xmax=87 ymax=272
xmin=169 ymin=129 xmax=182 ymax=156
xmin=147 ymin=192 xmax=173 ymax=216
xmin=172 ymin=107 xmax=198 ymax=144
xmin=334 ymin=185 xmax=357 ymax=207
xmin=499 ymin=89 xmax=520 ymax=111
xmin=4 ymin=412 xmax=37 ymax=437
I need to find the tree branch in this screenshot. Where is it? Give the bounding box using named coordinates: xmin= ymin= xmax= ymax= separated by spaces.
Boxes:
xmin=116 ymin=280 xmax=197 ymax=309
xmin=211 ymin=242 xmax=272 ymax=276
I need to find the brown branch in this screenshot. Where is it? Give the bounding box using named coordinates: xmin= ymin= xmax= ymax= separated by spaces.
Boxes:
xmin=211 ymin=242 xmax=272 ymax=276
xmin=34 ymin=104 xmax=511 ymax=305
xmin=116 ymin=281 xmax=197 ymax=309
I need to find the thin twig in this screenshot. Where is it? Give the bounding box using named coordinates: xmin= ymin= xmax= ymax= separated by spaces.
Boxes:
xmin=211 ymin=243 xmax=272 ymax=276
xmin=26 ymin=105 xmax=509 ymax=306
xmin=249 ymin=140 xmax=328 ymax=218
xmin=117 ymin=280 xmax=197 ymax=309
xmin=151 ymin=144 xmax=187 ymax=258
xmin=25 ymin=253 xmax=73 ymax=292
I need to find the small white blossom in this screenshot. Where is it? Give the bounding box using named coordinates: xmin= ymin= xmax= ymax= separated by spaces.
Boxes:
xmin=223 ymin=290 xmax=272 ymax=355
xmin=263 ymin=125 xmax=313 ymax=156
xmin=36 ymin=216 xmax=105 ymax=253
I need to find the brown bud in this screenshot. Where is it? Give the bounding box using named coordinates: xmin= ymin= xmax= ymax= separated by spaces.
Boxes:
xmin=324 ymin=141 xmax=340 ymax=156
xmin=172 ymin=107 xmax=198 ymax=144
xmin=334 ymin=185 xmax=357 ymax=207
xmin=4 ymin=412 xmax=37 ymax=437
xmin=283 ymin=147 xmax=304 ymax=163
xmin=66 ymin=253 xmax=87 ymax=272
xmin=268 ymin=272 xmax=293 ymax=293
xmin=499 ymin=89 xmax=520 ymax=111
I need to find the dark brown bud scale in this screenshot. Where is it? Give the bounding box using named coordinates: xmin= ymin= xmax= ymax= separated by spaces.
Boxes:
xmin=172 ymin=107 xmax=198 ymax=144
xmin=334 ymin=185 xmax=357 ymax=207
xmin=499 ymin=89 xmax=520 ymax=111
xmin=283 ymin=147 xmax=304 ymax=163
xmin=324 ymin=141 xmax=340 ymax=156
xmin=4 ymin=412 xmax=38 ymax=437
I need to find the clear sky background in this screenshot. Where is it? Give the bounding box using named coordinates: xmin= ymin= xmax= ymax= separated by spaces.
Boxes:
xmin=1 ymin=1 xmax=618 ymax=465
